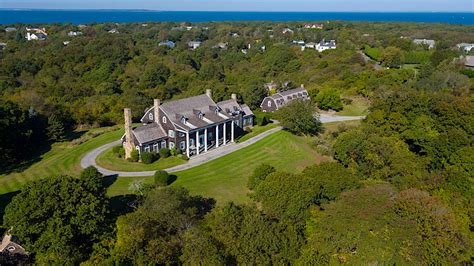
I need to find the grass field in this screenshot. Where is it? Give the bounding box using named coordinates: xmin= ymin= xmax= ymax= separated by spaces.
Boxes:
xmin=107 ymin=130 xmax=331 ymax=204
xmin=236 ymin=123 xmax=278 ymax=143
xmin=96 ymin=147 xmax=187 ymax=171
xmin=338 ymin=97 xmax=370 ymax=116
xmin=0 ymin=127 xmax=124 ymax=195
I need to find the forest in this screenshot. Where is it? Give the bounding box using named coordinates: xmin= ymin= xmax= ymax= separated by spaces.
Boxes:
xmin=0 ymin=20 xmax=473 ymax=264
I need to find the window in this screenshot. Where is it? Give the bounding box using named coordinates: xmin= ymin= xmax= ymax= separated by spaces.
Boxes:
xmin=199 ymin=113 xmax=203 ymax=119
xmin=168 ymin=130 xmax=175 ymax=138
xmin=181 ymin=116 xmax=186 ymax=124
xmin=169 ymin=142 xmax=175 ymax=149
xmin=179 ymin=132 xmax=185 ymax=137
xmin=267 ymin=101 xmax=272 ymax=107
xmin=162 ymin=116 xmax=167 ymax=123
xmin=189 ymin=139 xmax=195 ymax=147
xmin=144 ymin=146 xmax=150 ymax=152
xmin=180 ymin=141 xmax=186 ymax=150
xmin=148 ymin=113 xmax=153 ymax=120
xmin=161 ymin=140 xmax=166 ymax=149
xmin=153 ymin=143 xmax=159 ymax=152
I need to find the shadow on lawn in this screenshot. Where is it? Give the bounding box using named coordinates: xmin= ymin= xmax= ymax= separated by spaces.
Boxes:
xmin=0 ymin=191 xmax=20 ymax=224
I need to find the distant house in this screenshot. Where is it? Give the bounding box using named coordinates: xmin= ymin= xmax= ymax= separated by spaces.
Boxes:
xmin=305 ymin=42 xmax=317 ymax=49
xmin=108 ymin=29 xmax=119 ymax=34
xmin=25 ymin=27 xmax=48 ymax=41
xmin=188 ymin=41 xmax=202 ymax=50
xmin=0 ymin=232 xmax=27 ymax=257
xmin=316 ymin=39 xmax=336 ymax=52
xmin=5 ymin=27 xmax=17 ymax=33
xmin=463 ymin=56 xmax=474 ymax=69
xmin=0 ymin=42 xmax=7 ymax=50
xmin=78 ymin=24 xmax=88 ymax=29
xmin=141 ymin=23 xmax=148 ymax=27
xmin=457 ymin=43 xmax=474 ymax=53
xmin=63 ymin=41 xmax=70 ymax=46
xmin=122 ymin=90 xmax=254 ymax=158
xmin=264 ymin=81 xmax=278 ymax=92
xmin=282 ymin=28 xmax=294 ymax=34
xmin=212 ymin=42 xmax=228 ymax=49
xmin=413 ymin=38 xmax=435 ymax=49
xmin=68 ymin=31 xmax=82 ymax=37
xmin=159 ymin=40 xmax=176 ymax=48
xmin=304 ymin=23 xmax=324 ymax=29
xmin=260 ymin=86 xmax=310 ymax=112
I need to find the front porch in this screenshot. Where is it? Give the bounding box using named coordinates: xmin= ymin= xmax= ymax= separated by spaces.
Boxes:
xmin=182 ymin=120 xmax=236 ymax=157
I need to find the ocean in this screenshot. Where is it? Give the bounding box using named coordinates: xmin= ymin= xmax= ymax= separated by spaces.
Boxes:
xmin=0 ymin=10 xmax=473 ymax=25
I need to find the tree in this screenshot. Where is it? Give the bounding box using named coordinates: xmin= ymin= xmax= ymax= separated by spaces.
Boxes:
xmin=3 ymin=174 xmax=108 ymax=264
xmin=46 ymin=114 xmax=66 ymax=141
xmin=315 ymin=89 xmax=343 ymax=111
xmin=113 ymin=187 xmax=214 ymax=264
xmin=276 ymin=99 xmax=322 ymax=135
xmin=380 ymin=46 xmax=404 ymax=68
xmin=247 ymin=163 xmax=276 ymax=190
xmin=154 ymin=170 xmax=170 ymax=186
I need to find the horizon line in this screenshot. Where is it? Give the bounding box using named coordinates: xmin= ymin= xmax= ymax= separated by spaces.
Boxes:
xmin=0 ymin=8 xmax=472 ymax=13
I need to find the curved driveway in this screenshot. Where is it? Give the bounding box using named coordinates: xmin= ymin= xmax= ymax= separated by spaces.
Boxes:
xmin=80 ymin=115 xmax=365 ymax=176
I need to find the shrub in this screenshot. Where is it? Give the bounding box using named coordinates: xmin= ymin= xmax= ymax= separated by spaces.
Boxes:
xmin=170 ymin=148 xmax=178 ymax=156
xmin=141 ymin=152 xmax=157 ymax=164
xmin=247 ymin=163 xmax=276 ymax=190
xmin=112 ymin=145 xmax=122 ymax=157
xmin=177 ymin=154 xmax=189 ymax=160
xmin=159 ymin=148 xmax=171 ymax=158
xmin=128 ymin=150 xmax=139 ymax=162
xmin=315 ymin=89 xmax=343 ymax=111
xmin=154 ymin=170 xmax=170 ymax=186
xmin=118 ymin=147 xmax=125 ymax=158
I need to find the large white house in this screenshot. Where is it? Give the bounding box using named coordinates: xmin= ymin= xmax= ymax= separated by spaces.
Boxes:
xmin=25 ymin=27 xmax=47 ymax=41
xmin=316 ymin=39 xmax=336 ymax=52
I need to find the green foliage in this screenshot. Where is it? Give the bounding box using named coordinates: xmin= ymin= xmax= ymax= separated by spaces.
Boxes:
xmin=3 ymin=174 xmax=107 ymax=264
xmin=112 ymin=145 xmax=122 ymax=157
xmin=140 ymin=151 xmax=157 ymax=164
xmin=315 ymin=89 xmax=343 ymax=111
xmin=159 ymin=148 xmax=171 ymax=158
xmin=247 ymin=163 xmax=276 ymax=190
xmin=46 ymin=114 xmax=66 ymax=141
xmin=113 ymin=187 xmax=214 ymax=264
xmin=380 ymin=46 xmax=404 ymax=68
xmin=170 ymin=147 xmax=178 ymax=156
xmin=364 ymin=45 xmax=382 ymax=61
xmin=276 ymin=99 xmax=322 ymax=135
xmin=128 ymin=150 xmax=139 ymax=162
xmin=255 ymin=112 xmax=271 ymax=126
xmin=154 ymin=170 xmax=170 ymax=186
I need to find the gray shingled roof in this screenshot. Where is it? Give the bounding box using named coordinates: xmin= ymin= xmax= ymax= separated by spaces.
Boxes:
xmin=132 ymin=123 xmax=167 ymax=144
xmin=160 ymin=94 xmax=229 ymax=130
xmin=465 ymin=56 xmax=474 ymax=67
xmin=268 ymin=87 xmax=310 ymax=109
xmin=217 ymin=99 xmax=255 ymax=117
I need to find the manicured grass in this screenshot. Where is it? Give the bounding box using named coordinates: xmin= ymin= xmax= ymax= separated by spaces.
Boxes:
xmin=236 ymin=123 xmax=278 ymax=143
xmin=0 ymin=127 xmax=124 ymax=195
xmin=338 ymin=97 xmax=370 ymax=116
xmin=108 ymin=130 xmax=331 ymax=204
xmin=96 ymin=147 xmax=187 ymax=172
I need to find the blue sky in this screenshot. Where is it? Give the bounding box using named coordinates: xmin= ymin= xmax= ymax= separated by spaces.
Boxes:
xmin=1 ymin=0 xmax=473 ymax=12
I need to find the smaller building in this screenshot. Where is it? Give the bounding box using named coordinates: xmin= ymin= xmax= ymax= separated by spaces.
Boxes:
xmin=68 ymin=31 xmax=82 ymax=37
xmin=4 ymin=27 xmax=17 ymax=33
xmin=260 ymin=86 xmax=310 ymax=112
xmin=304 ymin=23 xmax=324 ymax=29
xmin=264 ymin=81 xmax=278 ymax=92
xmin=0 ymin=232 xmax=27 ymax=257
xmin=305 ymin=42 xmax=317 ymax=49
xmin=78 ymin=24 xmax=88 ymax=29
xmin=25 ymin=27 xmax=47 ymax=41
xmin=213 ymin=42 xmax=228 ymax=49
xmin=0 ymin=42 xmax=7 ymax=50
xmin=188 ymin=41 xmax=202 ymax=50
xmin=457 ymin=43 xmax=474 ymax=53
xmin=282 ymin=28 xmax=294 ymax=34
xmin=108 ymin=29 xmax=119 ymax=34
xmin=316 ymin=39 xmax=336 ymax=52
xmin=63 ymin=41 xmax=70 ymax=46
xmin=159 ymin=40 xmax=176 ymax=48
xmin=463 ymin=56 xmax=474 ymax=69
xmin=413 ymin=38 xmax=435 ymax=49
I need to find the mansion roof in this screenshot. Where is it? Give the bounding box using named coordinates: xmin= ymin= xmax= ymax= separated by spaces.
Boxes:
xmin=133 ymin=123 xmax=167 ymax=144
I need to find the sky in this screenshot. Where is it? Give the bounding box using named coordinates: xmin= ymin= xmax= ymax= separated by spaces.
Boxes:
xmin=1 ymin=0 xmax=473 ymax=12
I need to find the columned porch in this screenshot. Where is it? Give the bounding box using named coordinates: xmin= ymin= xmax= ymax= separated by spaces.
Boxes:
xmin=185 ymin=120 xmax=235 ymax=157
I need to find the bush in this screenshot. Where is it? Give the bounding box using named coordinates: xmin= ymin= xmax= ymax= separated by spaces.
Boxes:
xmin=118 ymin=147 xmax=125 ymax=158
xmin=112 ymin=145 xmax=122 ymax=157
xmin=170 ymin=148 xmax=178 ymax=156
xmin=141 ymin=152 xmax=157 ymax=164
xmin=159 ymin=148 xmax=171 ymax=158
xmin=128 ymin=150 xmax=139 ymax=162
xmin=177 ymin=154 xmax=189 ymax=160
xmin=154 ymin=170 xmax=170 ymax=186
xmin=315 ymin=89 xmax=343 ymax=111
xmin=247 ymin=163 xmax=276 ymax=190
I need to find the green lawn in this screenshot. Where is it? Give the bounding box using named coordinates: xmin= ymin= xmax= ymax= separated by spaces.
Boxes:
xmin=338 ymin=97 xmax=370 ymax=116
xmin=96 ymin=147 xmax=187 ymax=171
xmin=0 ymin=127 xmax=124 ymax=195
xmin=236 ymin=123 xmax=278 ymax=143
xmin=107 ymin=130 xmax=331 ymax=204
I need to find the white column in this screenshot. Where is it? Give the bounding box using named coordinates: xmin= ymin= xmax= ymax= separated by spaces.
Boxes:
xmin=223 ymin=121 xmax=227 ymax=145
xmin=216 ymin=124 xmax=219 ymax=148
xmin=186 ymin=131 xmax=190 ymax=157
xmin=204 ymin=128 xmax=208 ymax=152
xmin=196 ymin=130 xmax=200 ymax=155
xmin=231 ymin=120 xmax=235 ymax=142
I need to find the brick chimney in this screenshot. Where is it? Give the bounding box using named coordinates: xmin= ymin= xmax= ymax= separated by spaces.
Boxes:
xmin=154 ymin=99 xmax=160 ymax=124
xmin=206 ymin=89 xmax=212 ymax=99
xmin=124 ymin=108 xmax=133 ymax=159
xmin=231 ymin=93 xmax=237 ymax=101
xmin=301 ymin=84 xmax=305 ymax=88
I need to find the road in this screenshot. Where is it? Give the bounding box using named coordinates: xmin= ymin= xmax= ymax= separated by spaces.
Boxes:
xmin=80 ymin=115 xmax=365 ymax=176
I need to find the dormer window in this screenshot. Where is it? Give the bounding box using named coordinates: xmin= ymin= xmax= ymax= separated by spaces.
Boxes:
xmin=148 ymin=113 xmax=153 ymax=120
xmin=181 ymin=116 xmax=187 ymax=124
xmin=214 ymin=106 xmax=221 ymax=114
xmin=162 ymin=116 xmax=167 ymax=123
xmin=198 ymin=113 xmax=203 ymax=119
